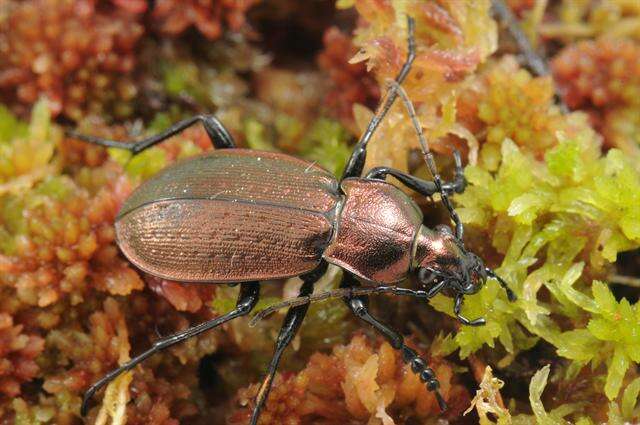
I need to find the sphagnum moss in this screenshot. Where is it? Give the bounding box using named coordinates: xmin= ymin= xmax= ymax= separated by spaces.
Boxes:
xmin=1 ymin=0 xmax=640 ymax=424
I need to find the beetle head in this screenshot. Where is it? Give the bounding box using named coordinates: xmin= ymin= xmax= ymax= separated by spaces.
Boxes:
xmin=414 ymin=225 xmax=516 ymax=302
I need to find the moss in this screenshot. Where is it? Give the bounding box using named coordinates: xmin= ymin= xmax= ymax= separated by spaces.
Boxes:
xmin=1 ymin=0 xmax=640 ymax=423
xmin=300 ymin=118 xmax=352 ymax=176
xmin=429 ymin=114 xmax=640 ymax=416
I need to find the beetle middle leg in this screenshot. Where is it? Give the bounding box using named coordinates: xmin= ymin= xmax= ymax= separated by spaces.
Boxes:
xmin=67 ymin=114 xmax=235 ymax=154
xmin=340 ymin=273 xmax=447 ymax=411
xmin=249 ymin=262 xmax=328 ymax=425
xmin=81 ymin=281 xmax=260 ymax=416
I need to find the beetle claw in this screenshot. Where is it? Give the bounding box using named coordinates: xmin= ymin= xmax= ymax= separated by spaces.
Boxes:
xmin=435 ymin=390 xmax=448 ymax=411
xmin=455 ymin=312 xmax=486 ymax=327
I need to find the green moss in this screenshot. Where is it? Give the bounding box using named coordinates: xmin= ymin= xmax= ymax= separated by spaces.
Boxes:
xmin=0 ymin=99 xmax=56 ymax=183
xmin=300 ymin=118 xmax=352 ymax=176
xmin=0 ymin=104 xmax=27 ymax=143
xmin=244 ymin=118 xmax=276 ymax=152
xmin=12 ymin=398 xmax=55 ymax=425
xmin=552 ymin=280 xmax=640 ymax=400
xmin=433 ymin=119 xmax=640 ymax=401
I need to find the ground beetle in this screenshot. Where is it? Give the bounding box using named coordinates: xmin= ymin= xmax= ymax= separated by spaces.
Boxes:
xmin=70 ymin=17 xmax=516 ymax=425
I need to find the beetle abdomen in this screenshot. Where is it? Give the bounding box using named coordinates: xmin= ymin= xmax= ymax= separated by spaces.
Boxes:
xmin=116 ymin=149 xmax=340 ymax=282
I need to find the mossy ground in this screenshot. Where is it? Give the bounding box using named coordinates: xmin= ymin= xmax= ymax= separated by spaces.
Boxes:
xmin=1 ymin=0 xmax=639 ymax=424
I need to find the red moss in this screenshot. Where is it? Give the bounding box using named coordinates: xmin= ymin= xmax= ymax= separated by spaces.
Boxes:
xmin=229 ymin=334 xmax=469 ymax=424
xmin=147 ymin=277 xmax=216 ymax=313
xmin=552 ymin=38 xmax=640 ymax=110
xmin=505 ymin=0 xmax=535 ymax=17
xmin=0 ymin=313 xmax=44 ymax=397
xmin=121 ymin=367 xmax=195 ymax=425
xmin=151 ymin=0 xmax=261 ymax=40
xmin=0 ymin=0 xmax=144 ymax=120
xmin=348 ymin=0 xmax=493 ymax=102
xmin=552 ymin=37 xmax=640 ymax=153
xmin=2 ymin=175 xmax=141 ymax=308
xmin=59 ymin=117 xmax=133 ymax=168
xmin=43 ymin=298 xmax=129 ymax=395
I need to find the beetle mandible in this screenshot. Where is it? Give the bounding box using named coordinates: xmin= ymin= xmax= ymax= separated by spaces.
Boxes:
xmin=70 ymin=16 xmax=516 ymax=424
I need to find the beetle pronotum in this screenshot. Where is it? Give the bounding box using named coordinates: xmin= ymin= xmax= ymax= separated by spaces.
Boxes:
xmin=69 ymin=15 xmax=516 ymax=425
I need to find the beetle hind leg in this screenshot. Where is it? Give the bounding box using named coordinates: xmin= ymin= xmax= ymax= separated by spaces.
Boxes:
xmin=341 ymin=273 xmax=447 ymax=411
xmin=249 ymin=262 xmax=327 ymax=425
xmin=80 ymin=281 xmax=260 ymax=416
xmin=67 ymin=114 xmax=235 ymax=154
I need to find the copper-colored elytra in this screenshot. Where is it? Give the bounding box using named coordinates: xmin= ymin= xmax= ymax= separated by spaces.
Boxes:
xmin=119 ymin=149 xmax=340 ymax=218
xmin=116 ymin=149 xmax=339 ymax=283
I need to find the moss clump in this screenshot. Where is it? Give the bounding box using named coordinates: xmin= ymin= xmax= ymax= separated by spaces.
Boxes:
xmin=1 ymin=0 xmax=640 ymax=423
xmin=431 ymin=124 xmax=640 ymax=413
xmin=229 ymin=334 xmax=469 ymax=424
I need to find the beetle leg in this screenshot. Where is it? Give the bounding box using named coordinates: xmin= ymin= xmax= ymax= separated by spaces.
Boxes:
xmin=341 ymin=273 xmax=448 ymax=411
xmin=365 ymin=158 xmax=466 ymax=197
xmin=249 ymin=262 xmax=327 ymax=425
xmin=453 ymin=294 xmax=486 ymax=327
xmin=425 ymin=280 xmax=446 ymax=298
xmin=341 ymin=16 xmax=416 ymax=180
xmin=80 ymin=281 xmax=260 ymax=416
xmin=67 ymin=114 xmax=235 ymax=154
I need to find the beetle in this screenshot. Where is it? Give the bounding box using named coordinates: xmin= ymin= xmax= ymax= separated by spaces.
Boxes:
xmin=70 ymin=17 xmax=516 ymax=424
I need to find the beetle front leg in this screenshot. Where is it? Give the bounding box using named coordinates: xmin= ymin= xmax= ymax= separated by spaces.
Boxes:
xmin=453 ymin=294 xmax=486 ymax=327
xmin=249 ymin=262 xmax=328 ymax=425
xmin=365 ymin=151 xmax=466 ymax=197
xmin=67 ymin=114 xmax=236 ymax=154
xmin=341 ymin=273 xmax=447 ymax=411
xmin=81 ymin=281 xmax=260 ymax=416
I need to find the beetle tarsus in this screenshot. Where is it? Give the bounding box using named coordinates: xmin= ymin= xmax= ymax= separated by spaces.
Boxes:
xmin=486 ymin=268 xmax=517 ymax=302
xmin=80 ymin=282 xmax=260 ymax=416
xmin=454 ymin=294 xmax=486 ymax=327
xmin=66 ymin=114 xmax=236 ymax=153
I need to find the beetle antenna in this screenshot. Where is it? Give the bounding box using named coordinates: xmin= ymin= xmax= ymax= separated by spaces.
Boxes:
xmin=486 ymin=267 xmax=517 ymax=302
xmin=249 ymin=285 xmax=434 ymax=326
xmin=388 ymin=79 xmax=465 ymax=241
